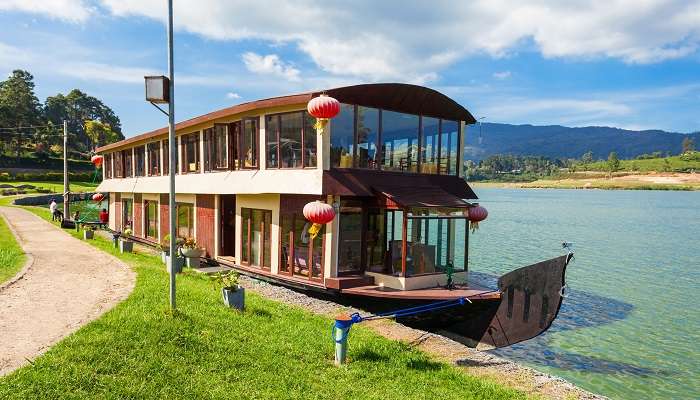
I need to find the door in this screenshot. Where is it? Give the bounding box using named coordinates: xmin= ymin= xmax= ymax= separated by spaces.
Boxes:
xmin=220 ymin=195 xmax=236 ymax=256
xmin=337 ymin=206 xmax=364 ymax=275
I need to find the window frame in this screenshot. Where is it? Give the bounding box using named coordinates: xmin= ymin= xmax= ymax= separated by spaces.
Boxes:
xmin=239 ymin=118 xmax=259 ymax=169
xmin=144 ymin=199 xmax=159 ymax=240
xmin=240 ymin=207 xmax=272 ymax=269
xmin=265 ymin=110 xmax=317 ymax=169
xmin=147 ymin=141 xmax=161 ymax=176
xmin=123 ymin=149 xmax=133 ymax=178
xmin=176 ymin=202 xmax=194 ymax=239
xmin=181 ymin=132 xmax=200 ymax=174
xmin=134 ymin=145 xmax=145 ymax=177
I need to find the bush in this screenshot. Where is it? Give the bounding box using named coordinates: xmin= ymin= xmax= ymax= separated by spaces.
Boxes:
xmin=0 ymin=171 xmax=98 ymax=182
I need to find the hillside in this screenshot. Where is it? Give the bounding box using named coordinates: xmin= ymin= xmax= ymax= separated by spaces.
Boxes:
xmin=465 ymin=123 xmax=700 ymax=161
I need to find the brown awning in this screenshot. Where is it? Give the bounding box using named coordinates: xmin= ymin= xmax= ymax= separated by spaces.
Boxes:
xmin=322 ymin=169 xmax=478 ymax=208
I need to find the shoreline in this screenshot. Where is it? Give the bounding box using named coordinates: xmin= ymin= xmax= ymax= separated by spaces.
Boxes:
xmin=471 ymin=172 xmax=700 ymax=191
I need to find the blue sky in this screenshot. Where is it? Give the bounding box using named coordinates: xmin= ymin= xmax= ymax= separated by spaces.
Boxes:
xmin=1 ymin=0 xmax=699 ymax=136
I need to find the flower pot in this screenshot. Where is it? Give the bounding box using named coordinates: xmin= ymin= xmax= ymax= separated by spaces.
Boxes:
xmin=165 ymin=255 xmax=184 ymax=274
xmin=119 ymin=239 xmax=133 ymax=253
xmin=180 ymin=247 xmax=204 ymax=258
xmin=83 ymin=230 xmax=94 ymax=240
xmin=222 ymin=286 xmax=245 ymax=310
xmin=161 ymin=250 xmax=169 ymax=264
xmin=186 ymin=257 xmax=201 ymax=268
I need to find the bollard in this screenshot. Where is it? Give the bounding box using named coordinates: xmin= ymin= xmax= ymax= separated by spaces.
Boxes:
xmin=333 ymin=314 xmax=354 ymax=365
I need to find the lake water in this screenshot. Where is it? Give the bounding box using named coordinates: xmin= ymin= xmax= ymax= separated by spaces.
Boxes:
xmin=467 ymin=188 xmax=699 ymax=400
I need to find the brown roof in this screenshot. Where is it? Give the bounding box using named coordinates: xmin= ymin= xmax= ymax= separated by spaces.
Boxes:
xmin=322 ymin=169 xmax=478 ymax=204
xmin=96 ymin=83 xmax=476 ymax=153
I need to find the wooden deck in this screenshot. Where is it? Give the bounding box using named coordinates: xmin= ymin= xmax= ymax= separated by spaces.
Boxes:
xmin=341 ymin=284 xmax=501 ymax=301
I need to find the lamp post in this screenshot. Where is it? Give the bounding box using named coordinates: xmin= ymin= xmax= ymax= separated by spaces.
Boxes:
xmin=145 ymin=0 xmax=176 ymax=310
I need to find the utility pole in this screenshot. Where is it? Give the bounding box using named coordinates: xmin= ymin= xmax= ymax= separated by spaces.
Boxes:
xmin=166 ymin=0 xmax=177 ymax=310
xmin=63 ymin=120 xmax=70 ymax=218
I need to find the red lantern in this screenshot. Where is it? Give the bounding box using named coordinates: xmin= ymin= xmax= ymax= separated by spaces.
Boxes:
xmin=303 ymin=200 xmax=336 ymax=239
xmin=92 ymin=193 xmax=105 ymax=202
xmin=307 ymin=94 xmax=340 ymax=134
xmin=91 ymin=154 xmax=104 ymax=168
xmin=466 ymin=204 xmax=488 ymax=232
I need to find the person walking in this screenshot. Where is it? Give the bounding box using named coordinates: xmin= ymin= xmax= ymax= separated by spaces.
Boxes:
xmin=49 ymin=199 xmax=58 ymax=221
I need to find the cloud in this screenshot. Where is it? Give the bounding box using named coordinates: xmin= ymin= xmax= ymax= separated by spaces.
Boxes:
xmin=492 ymin=71 xmax=511 ymax=80
xmin=96 ymin=0 xmax=700 ymax=83
xmin=242 ymin=52 xmax=300 ymax=81
xmin=0 ymin=0 xmax=93 ymax=23
xmin=226 ymin=92 xmax=241 ymax=99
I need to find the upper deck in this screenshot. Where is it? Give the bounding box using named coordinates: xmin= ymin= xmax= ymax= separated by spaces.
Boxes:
xmin=96 ymin=83 xmax=476 ymax=195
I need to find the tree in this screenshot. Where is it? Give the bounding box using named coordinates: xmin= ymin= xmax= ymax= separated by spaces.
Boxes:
xmin=0 ymin=70 xmax=44 ymax=155
xmin=84 ymin=120 xmax=119 ymax=150
xmin=682 ymin=137 xmax=695 ymax=154
xmin=580 ymin=151 xmax=593 ymax=166
xmin=607 ymin=152 xmax=620 ymax=176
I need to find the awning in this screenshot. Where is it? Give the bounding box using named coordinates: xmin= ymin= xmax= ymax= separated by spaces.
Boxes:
xmin=322 ymin=169 xmax=478 ymax=208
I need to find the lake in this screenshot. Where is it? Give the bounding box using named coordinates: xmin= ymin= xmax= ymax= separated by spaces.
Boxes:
xmin=468 ymin=188 xmax=699 ymax=399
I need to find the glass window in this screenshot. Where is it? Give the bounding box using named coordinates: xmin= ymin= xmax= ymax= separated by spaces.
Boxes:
xmin=104 ymin=153 xmax=112 ymax=178
xmin=183 ymin=133 xmax=200 ymax=173
xmin=330 ymin=103 xmax=354 ymax=168
xmin=404 ymin=213 xmax=466 ymax=276
xmin=303 ymin=113 xmax=317 ymax=168
xmin=421 ymin=117 xmax=439 ymax=174
xmin=145 ymin=200 xmax=158 ymax=239
xmin=203 ymin=128 xmax=213 ymax=172
xmin=441 ymin=120 xmax=459 ymax=175
xmin=381 ymin=111 xmax=419 ymax=172
xmin=280 ymin=212 xmax=323 ymax=279
xmin=123 ymin=149 xmax=133 ymax=177
xmin=337 ymin=202 xmax=363 ymax=274
xmin=241 ymin=208 xmax=271 ymax=268
xmin=162 ymin=138 xmax=177 ymax=175
xmin=214 ymin=124 xmax=228 ymax=169
xmin=134 ymin=146 xmax=145 ymax=176
xmin=280 ymin=112 xmax=303 ymax=168
xmin=266 ymin=115 xmax=279 ymax=168
xmin=176 ymin=203 xmax=194 ymax=239
xmin=242 ymin=118 xmax=258 ymax=168
xmin=356 ymin=106 xmax=379 ymax=168
xmin=147 ymin=142 xmax=160 ymax=176
xmin=121 ymin=199 xmax=133 ymax=230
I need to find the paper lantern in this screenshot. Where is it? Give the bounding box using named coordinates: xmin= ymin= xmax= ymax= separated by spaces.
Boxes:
xmin=307 ymin=94 xmax=340 ymax=134
xmin=303 ymin=200 xmax=336 ymax=239
xmin=466 ymin=204 xmax=488 ymax=232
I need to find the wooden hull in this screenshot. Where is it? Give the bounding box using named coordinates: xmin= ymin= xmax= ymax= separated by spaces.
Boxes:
xmin=341 ymin=254 xmax=572 ymax=349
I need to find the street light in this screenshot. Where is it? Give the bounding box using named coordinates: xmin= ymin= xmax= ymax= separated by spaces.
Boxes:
xmin=145 ymin=0 xmax=177 ymax=310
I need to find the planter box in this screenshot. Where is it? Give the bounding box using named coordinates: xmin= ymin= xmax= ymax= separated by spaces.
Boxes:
xmin=119 ymin=239 xmax=133 ymax=253
xmin=165 ymin=255 xmax=184 ymax=274
xmin=83 ymin=230 xmax=94 ymax=240
xmin=186 ymin=257 xmax=201 ymax=268
xmin=181 ymin=247 xmax=204 ymax=258
xmin=222 ymin=286 xmax=245 ymax=311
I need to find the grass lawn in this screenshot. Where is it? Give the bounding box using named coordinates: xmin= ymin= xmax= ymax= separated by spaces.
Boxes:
xmin=0 ymin=204 xmax=526 ymax=400
xmin=0 ymin=214 xmax=25 ymax=285
xmin=0 ymin=181 xmax=99 ymax=195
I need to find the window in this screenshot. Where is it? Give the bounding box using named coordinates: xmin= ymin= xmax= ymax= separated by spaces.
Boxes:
xmin=145 ymin=200 xmax=158 ymax=239
xmin=121 ymin=199 xmax=133 ymax=230
xmin=176 ymin=203 xmax=194 ymax=239
xmin=114 ymin=151 xmax=123 ymax=178
xmin=381 ymin=111 xmax=419 ymax=172
xmin=123 ymin=149 xmax=133 ymax=177
xmin=421 ymin=117 xmax=439 ymax=174
xmin=147 ymin=142 xmax=160 ymax=176
xmin=356 ymin=106 xmax=379 ymax=168
xmin=241 ymin=208 xmax=271 ymax=268
xmin=266 ymin=111 xmax=317 ymax=169
xmin=440 ymin=120 xmax=459 ymax=175
xmin=228 ymin=121 xmax=240 ymax=170
xmin=134 ymin=146 xmax=145 ymax=176
xmin=182 ymin=133 xmax=200 ymax=173
xmin=280 ymin=212 xmax=323 ymax=280
xmin=405 ymin=211 xmax=466 ymax=276
xmin=241 ymin=118 xmax=258 ymax=168
xmin=330 ymin=104 xmax=355 ymax=168
xmin=204 ymin=125 xmax=229 ymax=172
xmin=104 ymin=153 xmax=113 ymax=178
xmin=162 ymin=138 xmax=178 ymax=175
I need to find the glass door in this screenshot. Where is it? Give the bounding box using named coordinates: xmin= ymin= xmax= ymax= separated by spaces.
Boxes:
xmin=337 ymin=204 xmax=363 ymax=275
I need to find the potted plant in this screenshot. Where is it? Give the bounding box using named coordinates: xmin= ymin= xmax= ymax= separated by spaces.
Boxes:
xmin=165 ymin=252 xmax=184 ymax=274
xmin=119 ymin=227 xmax=134 ymax=253
xmin=180 ymin=237 xmax=204 ymax=268
xmin=83 ymin=225 xmax=95 ymax=240
xmin=212 ymin=270 xmax=244 ymax=310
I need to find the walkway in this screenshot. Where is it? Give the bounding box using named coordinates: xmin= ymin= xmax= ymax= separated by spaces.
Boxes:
xmin=0 ymin=206 xmax=135 ymax=376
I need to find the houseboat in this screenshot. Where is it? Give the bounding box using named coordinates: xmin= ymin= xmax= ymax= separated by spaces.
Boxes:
xmin=95 ymin=83 xmax=571 ymax=349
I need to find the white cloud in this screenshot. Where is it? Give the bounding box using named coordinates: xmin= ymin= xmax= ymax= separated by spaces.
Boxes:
xmin=0 ymin=0 xmax=92 ymax=23
xmin=492 ymin=71 xmax=511 ymax=80
xmin=96 ymin=0 xmax=700 ymax=83
xmin=242 ymin=52 xmax=300 ymax=82
xmin=226 ymin=92 xmax=241 ymax=99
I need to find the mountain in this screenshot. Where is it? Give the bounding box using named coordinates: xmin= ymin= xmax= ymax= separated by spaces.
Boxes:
xmin=464 ymin=123 xmax=700 ymax=161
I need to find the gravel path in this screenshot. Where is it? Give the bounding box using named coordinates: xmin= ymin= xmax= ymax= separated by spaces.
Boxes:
xmin=241 ymin=276 xmax=606 ymax=400
xmin=0 ymin=207 xmax=135 ymax=376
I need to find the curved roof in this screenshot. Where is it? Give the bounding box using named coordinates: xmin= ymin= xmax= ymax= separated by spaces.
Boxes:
xmin=97 ymin=83 xmax=475 ymax=153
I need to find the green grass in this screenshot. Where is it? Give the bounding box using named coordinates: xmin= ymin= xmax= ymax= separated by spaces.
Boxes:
xmin=584 ymin=152 xmax=700 ymax=173
xmin=0 ymin=214 xmax=25 ymax=285
xmin=0 ymin=181 xmax=99 ymax=195
xmin=0 ymin=204 xmax=525 ymax=400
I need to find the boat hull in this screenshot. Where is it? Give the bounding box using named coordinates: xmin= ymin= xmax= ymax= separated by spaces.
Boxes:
xmin=343 ymin=254 xmax=572 ymax=349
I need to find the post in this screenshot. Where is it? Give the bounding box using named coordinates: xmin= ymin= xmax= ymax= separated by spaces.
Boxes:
xmin=333 ymin=314 xmax=354 ymax=365
xmin=166 ymin=0 xmax=177 ymax=310
xmin=63 ymin=120 xmax=70 ymax=218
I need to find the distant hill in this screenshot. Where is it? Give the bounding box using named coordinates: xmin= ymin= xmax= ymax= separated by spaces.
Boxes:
xmin=464 ymin=123 xmax=700 ymax=161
